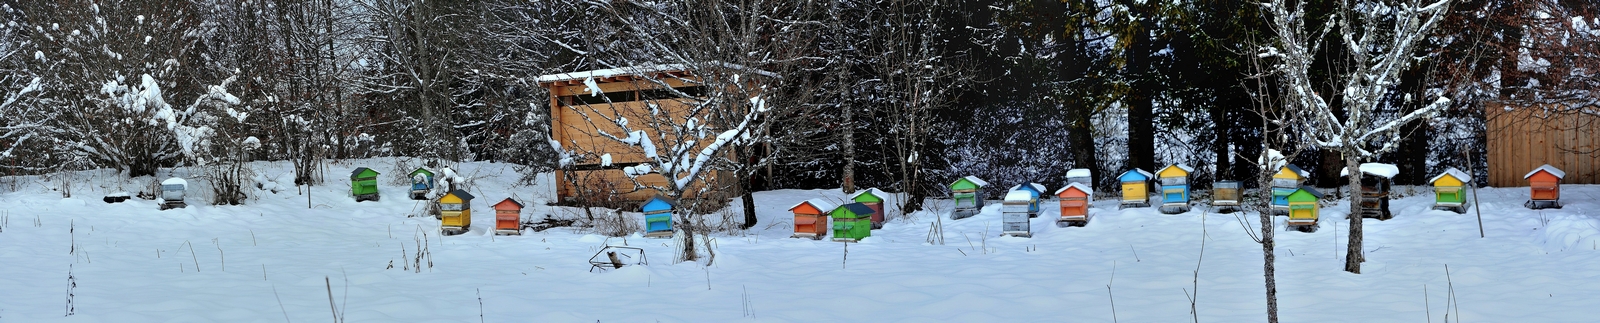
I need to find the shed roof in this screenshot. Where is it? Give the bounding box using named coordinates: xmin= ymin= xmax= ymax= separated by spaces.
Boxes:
xmin=534 ymin=63 xmax=778 ymax=85
xmin=1054 ymin=182 xmax=1094 ymax=196
xmin=1428 ymin=167 xmax=1473 ymax=185
xmin=1524 ymin=164 xmax=1566 ymax=179
xmin=789 ymin=198 xmax=839 ymax=213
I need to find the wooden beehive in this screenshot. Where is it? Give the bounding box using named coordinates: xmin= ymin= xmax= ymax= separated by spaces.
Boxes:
xmin=439 ymin=190 xmax=475 ymax=235
xmin=831 ymin=203 xmax=875 ymax=242
xmin=350 ymin=167 xmax=381 ymax=202
xmin=1270 ymin=165 xmax=1309 ymax=215
xmin=1118 ymin=169 xmax=1154 ymax=208
xmin=849 ymin=188 xmax=888 ymax=229
xmin=949 ymin=176 xmax=988 ymax=219
xmin=789 ymin=199 xmax=837 ymax=240
xmin=1429 ymin=167 xmax=1472 ymax=213
xmin=1054 ymin=182 xmax=1093 ymax=227
xmin=1523 ymin=164 xmax=1565 ymax=209
xmin=493 ymin=198 xmax=524 ymax=235
xmin=409 ymin=168 xmax=435 ymax=200
xmin=1342 ymin=163 xmax=1398 ymax=220
xmin=641 ymin=196 xmax=677 ymax=238
xmin=1286 ymin=186 xmax=1323 ymax=232
xmin=1008 ymin=183 xmax=1047 ymax=218
xmin=1002 ymin=190 xmax=1033 ymax=237
xmin=1157 ymin=164 xmax=1193 ymax=214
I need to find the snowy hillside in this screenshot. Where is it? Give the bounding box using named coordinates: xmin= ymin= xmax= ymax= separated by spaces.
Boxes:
xmin=2 ymin=159 xmax=1599 ymax=322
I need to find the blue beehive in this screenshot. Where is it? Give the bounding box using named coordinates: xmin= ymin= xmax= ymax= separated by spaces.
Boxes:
xmin=1008 ymin=183 xmax=1047 ymax=217
xmin=409 ymin=168 xmax=435 ymax=200
xmin=1157 ymin=164 xmax=1194 ymax=214
xmin=642 ymin=195 xmax=677 ymax=238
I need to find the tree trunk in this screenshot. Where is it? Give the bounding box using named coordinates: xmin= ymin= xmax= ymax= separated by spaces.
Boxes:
xmin=740 ymin=187 xmax=758 ymax=230
xmin=1260 ymin=184 xmax=1279 ymax=322
xmin=841 ymin=102 xmax=856 ymax=194
xmin=1125 ymin=13 xmax=1156 ymax=174
xmin=1344 ymin=154 xmax=1364 ymax=274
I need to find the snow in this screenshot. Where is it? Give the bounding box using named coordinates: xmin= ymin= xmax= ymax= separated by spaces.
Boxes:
xmin=599 ymin=153 xmax=612 ymax=167
xmin=1428 ymin=167 xmax=1472 ymax=184
xmin=534 ymin=63 xmax=779 ymax=84
xmin=7 ymin=158 xmax=1600 ymax=321
xmin=961 ymin=175 xmax=989 ymax=187
xmin=1340 ymin=163 xmax=1400 ymax=178
xmin=1003 ymin=190 xmax=1033 ymax=202
xmin=623 ymin=164 xmax=653 ymax=177
xmin=581 ymin=77 xmax=603 ymax=97
xmin=1008 ymin=183 xmax=1046 ymax=194
xmin=161 ymin=177 xmax=187 ymax=186
xmin=1066 ymin=168 xmax=1092 ymax=178
xmin=1525 ymin=164 xmax=1566 ymax=179
xmin=789 ymin=198 xmax=838 ymax=213
xmin=1053 ymin=182 xmax=1094 ymax=196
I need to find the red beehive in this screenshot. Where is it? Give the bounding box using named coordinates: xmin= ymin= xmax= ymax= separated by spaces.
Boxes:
xmin=1054 ymin=183 xmax=1093 ymax=226
xmin=789 ymin=199 xmax=836 ymax=240
xmin=1523 ymin=164 xmax=1565 ymax=209
xmin=493 ymin=198 xmax=524 ymax=235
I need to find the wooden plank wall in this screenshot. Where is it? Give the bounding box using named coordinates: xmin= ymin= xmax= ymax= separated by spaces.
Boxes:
xmin=1485 ymin=103 xmax=1600 ymax=187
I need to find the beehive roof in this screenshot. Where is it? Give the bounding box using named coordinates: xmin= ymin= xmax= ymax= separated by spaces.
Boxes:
xmin=410 ymin=168 xmax=434 ymax=177
xmin=1054 ymin=182 xmax=1094 ymax=196
xmin=1428 ymin=167 xmax=1472 ymax=184
xmin=1119 ymin=168 xmax=1154 ymax=181
xmin=350 ymin=167 xmax=379 ymax=179
xmin=1004 ymin=190 xmax=1035 ymax=202
xmin=1160 ymin=164 xmax=1195 ymax=175
xmin=1281 ymin=165 xmax=1310 ymax=178
xmin=960 ymin=176 xmax=988 ymax=187
xmin=848 ymin=188 xmax=887 ymax=201
xmin=1066 ymin=168 xmax=1093 ymax=178
xmin=494 ymin=198 xmax=523 ymax=209
xmin=789 ymin=198 xmax=838 ymax=213
xmin=838 ymin=202 xmax=875 ymax=216
xmin=1524 ymin=164 xmax=1566 ymax=179
xmin=1009 ymin=183 xmax=1047 ymax=194
xmin=1340 ymin=163 xmax=1399 ymax=178
xmin=1294 ymin=186 xmax=1324 ymax=199
xmin=162 ymin=177 xmax=188 ymax=186
xmin=445 ymin=189 xmax=474 ymax=202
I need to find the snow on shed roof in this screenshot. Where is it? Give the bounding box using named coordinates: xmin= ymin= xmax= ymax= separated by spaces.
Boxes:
xmin=1340 ymin=163 xmax=1400 ymax=178
xmin=1524 ymin=164 xmax=1566 ymax=179
xmin=790 ymin=198 xmax=838 ymax=213
xmin=535 ymin=63 xmax=777 ymax=84
xmin=162 ymin=177 xmax=188 ymax=186
xmin=961 ymin=176 xmax=989 ymax=187
xmin=1066 ymin=168 xmax=1092 ymax=178
xmin=1009 ymin=183 xmax=1047 ymax=194
xmin=1054 ymin=182 xmax=1094 ymax=196
xmin=1428 ymin=167 xmax=1472 ymax=184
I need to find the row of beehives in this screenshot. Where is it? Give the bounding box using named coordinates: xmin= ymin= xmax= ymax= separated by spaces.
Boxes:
xmin=347 ymin=167 xmax=527 ymax=236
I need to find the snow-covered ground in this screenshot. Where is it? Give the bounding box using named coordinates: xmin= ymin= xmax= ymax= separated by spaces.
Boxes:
xmin=3 ymin=159 xmax=1599 ymax=322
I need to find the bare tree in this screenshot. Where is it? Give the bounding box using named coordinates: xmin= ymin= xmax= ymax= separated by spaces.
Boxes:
xmin=1256 ymin=0 xmax=1453 ymax=274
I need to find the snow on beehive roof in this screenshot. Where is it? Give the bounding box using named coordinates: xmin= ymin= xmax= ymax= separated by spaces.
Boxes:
xmin=162 ymin=177 xmax=187 ymax=186
xmin=1162 ymin=164 xmax=1195 ymax=174
xmin=1009 ymin=183 xmax=1047 ymax=193
xmin=1341 ymin=163 xmax=1399 ymax=178
xmin=1524 ymin=164 xmax=1566 ymax=179
xmin=1054 ymin=182 xmax=1094 ymax=196
xmin=1428 ymin=167 xmax=1473 ymax=184
xmin=1066 ymin=168 xmax=1092 ymax=178
xmin=1121 ymin=168 xmax=1154 ymax=180
xmin=790 ymin=198 xmax=838 ymax=213
xmin=848 ymin=188 xmax=887 ymax=200
xmin=1004 ymin=190 xmax=1034 ymax=201
xmin=961 ymin=176 xmax=989 ymax=187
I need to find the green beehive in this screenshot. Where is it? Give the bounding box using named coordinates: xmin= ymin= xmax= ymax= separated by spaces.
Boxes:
xmin=351 ymin=167 xmax=381 ymax=202
xmin=831 ymin=203 xmax=876 ymax=242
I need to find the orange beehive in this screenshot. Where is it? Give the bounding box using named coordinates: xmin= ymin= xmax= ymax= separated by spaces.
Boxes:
xmin=1054 ymin=183 xmax=1093 ymax=226
xmin=789 ymin=199 xmax=837 ymax=239
xmin=1523 ymin=164 xmax=1565 ymax=209
xmin=493 ymin=198 xmax=524 ymax=235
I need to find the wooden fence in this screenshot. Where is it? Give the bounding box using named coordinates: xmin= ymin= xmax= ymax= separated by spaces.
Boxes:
xmin=1485 ymin=103 xmax=1600 ymax=187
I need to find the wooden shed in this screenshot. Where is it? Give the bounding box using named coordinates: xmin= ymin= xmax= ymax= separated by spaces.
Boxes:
xmin=540 ymin=65 xmax=765 ymax=205
xmin=493 ymin=198 xmax=524 ymax=235
xmin=439 ymin=190 xmax=474 ymax=235
xmin=1054 ymin=182 xmax=1093 ymax=227
xmin=849 ymin=188 xmax=888 ymax=229
xmin=949 ymin=176 xmax=988 ymax=220
xmin=1485 ymin=103 xmax=1599 ymax=187
xmin=1156 ymin=164 xmax=1193 ymax=214
xmin=789 ymin=199 xmax=837 ymax=240
xmin=1429 ymin=168 xmax=1472 ymax=213
xmin=1118 ymin=169 xmax=1154 ymax=209
xmin=350 ymin=167 xmax=380 ymax=202
xmin=1524 ymin=164 xmax=1565 ymax=209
